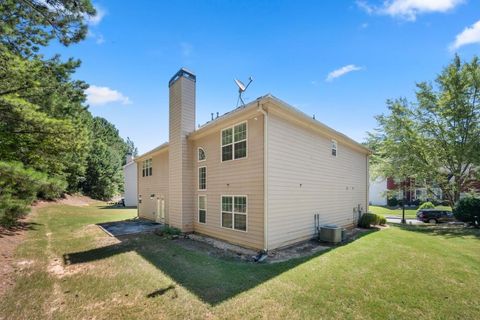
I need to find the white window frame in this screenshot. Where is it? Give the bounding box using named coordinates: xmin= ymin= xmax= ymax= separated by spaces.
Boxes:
xmin=142 ymin=158 xmax=152 ymax=177
xmin=198 ymin=166 xmax=207 ymax=191
xmin=198 ymin=195 xmax=207 ymax=224
xmin=198 ymin=147 xmax=206 ymax=162
xmin=220 ymin=121 xmax=248 ymax=162
xmin=220 ymin=195 xmax=248 ymax=232
xmin=331 ymin=140 xmax=337 ymax=157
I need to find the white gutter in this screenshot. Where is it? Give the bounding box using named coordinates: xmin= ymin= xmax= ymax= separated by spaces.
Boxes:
xmin=258 ymin=103 xmax=268 ymax=251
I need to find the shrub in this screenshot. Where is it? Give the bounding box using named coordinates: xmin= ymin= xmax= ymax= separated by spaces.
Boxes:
xmin=387 ymin=197 xmax=398 ymax=207
xmin=454 ymin=197 xmax=480 ymax=224
xmin=358 ymin=213 xmax=383 ymax=228
xmin=378 ymin=216 xmax=387 ymax=225
xmin=37 ymin=176 xmax=67 ymax=200
xmin=0 ymin=161 xmax=66 ymax=227
xmin=418 ymin=201 xmax=435 ymax=211
xmin=163 ymin=226 xmax=181 ymax=236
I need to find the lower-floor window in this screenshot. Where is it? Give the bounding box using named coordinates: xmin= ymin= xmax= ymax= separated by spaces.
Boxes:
xmin=221 ymin=196 xmax=247 ymax=231
xmin=198 ymin=195 xmax=206 ymax=223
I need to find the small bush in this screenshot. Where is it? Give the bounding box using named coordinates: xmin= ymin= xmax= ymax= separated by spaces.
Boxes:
xmin=378 ymin=216 xmax=387 ymax=225
xmin=163 ymin=226 xmax=181 ymax=236
xmin=387 ymin=197 xmax=398 ymax=207
xmin=358 ymin=213 xmax=383 ymax=228
xmin=418 ymin=201 xmax=435 ymax=211
xmin=412 ymin=199 xmax=421 ymax=206
xmin=454 ymin=197 xmax=480 ymax=224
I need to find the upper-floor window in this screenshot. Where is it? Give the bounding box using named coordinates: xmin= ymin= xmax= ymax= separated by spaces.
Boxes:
xmin=198 ymin=166 xmax=206 ymax=190
xmin=198 ymin=147 xmax=206 ymax=162
xmin=221 ymin=122 xmax=247 ymax=162
xmin=331 ymin=140 xmax=337 ymax=157
xmin=142 ymin=159 xmax=152 ymax=177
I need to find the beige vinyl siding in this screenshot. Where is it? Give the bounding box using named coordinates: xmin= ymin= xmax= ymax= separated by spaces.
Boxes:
xmin=137 ymin=151 xmax=169 ymax=222
xmin=191 ymin=114 xmax=264 ymax=250
xmin=168 ymin=75 xmax=195 ymax=231
xmin=267 ymin=112 xmax=368 ymax=249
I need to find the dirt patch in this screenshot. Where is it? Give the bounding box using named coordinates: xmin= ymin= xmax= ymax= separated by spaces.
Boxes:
xmin=0 ymin=217 xmax=35 ymax=297
xmin=177 ymin=228 xmax=375 ymax=263
xmin=35 ymin=194 xmax=98 ymax=208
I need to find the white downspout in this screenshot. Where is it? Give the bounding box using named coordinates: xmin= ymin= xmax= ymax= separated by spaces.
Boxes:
xmin=258 ymin=103 xmax=268 ymax=251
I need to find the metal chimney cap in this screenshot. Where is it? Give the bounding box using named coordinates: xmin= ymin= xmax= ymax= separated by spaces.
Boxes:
xmin=168 ymin=67 xmax=196 ymax=87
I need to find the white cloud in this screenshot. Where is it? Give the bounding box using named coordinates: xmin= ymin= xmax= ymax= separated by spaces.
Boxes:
xmin=326 ymin=65 xmax=364 ymax=82
xmin=450 ymin=20 xmax=480 ymax=51
xmin=86 ymin=85 xmax=131 ymax=106
xmin=180 ymin=42 xmax=193 ymax=57
xmin=86 ymin=4 xmax=106 ymax=25
xmin=356 ymin=0 xmax=463 ymax=21
xmin=95 ymin=34 xmax=105 ymax=44
xmin=88 ymin=31 xmax=105 ymax=44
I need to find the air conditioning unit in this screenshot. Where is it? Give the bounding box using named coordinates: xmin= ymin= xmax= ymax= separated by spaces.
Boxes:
xmin=319 ymin=224 xmax=342 ymax=243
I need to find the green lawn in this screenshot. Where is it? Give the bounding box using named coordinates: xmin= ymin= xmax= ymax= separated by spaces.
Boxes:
xmin=1 ymin=203 xmax=479 ymax=319
xmin=370 ymin=205 xmax=452 ymax=219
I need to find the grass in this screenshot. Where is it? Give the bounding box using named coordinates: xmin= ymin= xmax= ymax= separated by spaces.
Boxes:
xmin=370 ymin=205 xmax=452 ymax=219
xmin=1 ymin=203 xmax=479 ymax=319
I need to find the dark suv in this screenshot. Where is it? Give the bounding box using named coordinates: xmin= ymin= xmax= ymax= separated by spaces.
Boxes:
xmin=416 ymin=209 xmax=455 ymax=224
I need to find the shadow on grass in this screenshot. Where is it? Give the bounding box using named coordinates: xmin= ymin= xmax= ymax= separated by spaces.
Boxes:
xmin=62 ymin=229 xmax=379 ymax=305
xmin=395 ymin=223 xmax=480 ymax=240
xmin=0 ymin=221 xmax=42 ymax=238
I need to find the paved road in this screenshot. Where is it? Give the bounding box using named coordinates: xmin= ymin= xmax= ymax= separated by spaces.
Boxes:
xmin=386 ymin=217 xmax=424 ymax=225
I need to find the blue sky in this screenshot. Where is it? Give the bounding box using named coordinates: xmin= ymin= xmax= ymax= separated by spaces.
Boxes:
xmin=45 ymin=0 xmax=480 ymax=154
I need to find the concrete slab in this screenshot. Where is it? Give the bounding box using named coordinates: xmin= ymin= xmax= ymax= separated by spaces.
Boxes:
xmin=97 ymin=219 xmax=163 ymax=236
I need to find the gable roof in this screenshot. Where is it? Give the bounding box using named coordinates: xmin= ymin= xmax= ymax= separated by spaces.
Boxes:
xmin=135 ymin=94 xmax=371 ymax=161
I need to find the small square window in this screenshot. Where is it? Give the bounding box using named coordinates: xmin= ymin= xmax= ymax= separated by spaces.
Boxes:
xmin=331 ymin=140 xmax=337 ymax=157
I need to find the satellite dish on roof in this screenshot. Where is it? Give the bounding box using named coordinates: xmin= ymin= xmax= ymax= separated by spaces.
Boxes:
xmin=234 ymin=76 xmax=253 ymax=107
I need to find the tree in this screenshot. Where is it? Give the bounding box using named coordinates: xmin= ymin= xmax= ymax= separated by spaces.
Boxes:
xmin=0 ymin=0 xmax=95 ymax=57
xmin=369 ymin=55 xmax=480 ymax=208
xmin=82 ymin=118 xmax=128 ymax=200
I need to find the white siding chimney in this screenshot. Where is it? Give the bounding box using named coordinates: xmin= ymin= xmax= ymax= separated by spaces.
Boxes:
xmin=168 ymin=68 xmax=196 ymax=231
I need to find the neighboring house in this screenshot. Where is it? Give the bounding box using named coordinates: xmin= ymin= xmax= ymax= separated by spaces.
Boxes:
xmin=135 ymin=68 xmax=371 ymax=251
xmin=123 ymin=154 xmax=137 ymax=207
xmin=369 ymin=177 xmax=443 ymax=205
xmin=369 ymin=177 xmax=387 ymax=206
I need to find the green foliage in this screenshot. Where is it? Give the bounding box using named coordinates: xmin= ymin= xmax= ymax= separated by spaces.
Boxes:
xmin=0 ymin=0 xmax=133 ymax=225
xmin=358 ymin=213 xmax=383 ymax=228
xmin=0 ymin=161 xmax=66 ymax=226
xmin=369 ymin=55 xmax=480 ymax=207
xmin=163 ymin=226 xmax=182 ymax=236
xmin=0 ymin=0 xmax=95 ymax=57
xmin=378 ymin=216 xmax=387 ymax=225
xmin=418 ymin=202 xmax=435 ymax=211
xmin=454 ymin=197 xmax=480 ymax=223
xmin=387 ymin=197 xmax=398 ymax=207
xmin=82 ymin=117 xmax=128 ymax=200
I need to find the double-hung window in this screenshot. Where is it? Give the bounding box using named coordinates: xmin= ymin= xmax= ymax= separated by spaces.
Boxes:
xmin=198 ymin=166 xmax=206 ymax=190
xmin=142 ymin=159 xmax=152 ymax=177
xmin=221 ymin=122 xmax=247 ymax=161
xmin=221 ymin=196 xmax=247 ymax=231
xmin=198 ymin=195 xmax=206 ymax=223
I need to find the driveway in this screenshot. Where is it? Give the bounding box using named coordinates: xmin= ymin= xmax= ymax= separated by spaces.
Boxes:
xmin=386 ymin=217 xmax=424 ymax=225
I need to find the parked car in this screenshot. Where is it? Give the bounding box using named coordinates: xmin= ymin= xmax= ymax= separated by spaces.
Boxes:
xmin=416 ymin=209 xmax=455 ymax=224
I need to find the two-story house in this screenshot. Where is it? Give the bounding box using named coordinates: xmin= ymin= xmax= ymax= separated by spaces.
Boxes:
xmin=135 ymin=68 xmax=371 ymax=250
